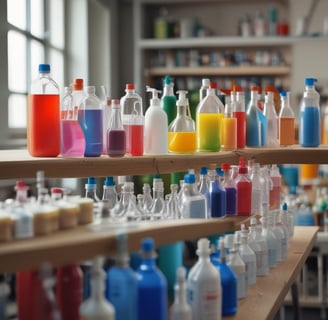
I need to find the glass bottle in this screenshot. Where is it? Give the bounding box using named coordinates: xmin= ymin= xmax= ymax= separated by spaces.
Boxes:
xmin=142 ymin=183 xmax=153 ymax=213
xmin=279 ymin=91 xmax=295 ymax=146
xmin=271 ymin=212 xmax=288 ymax=261
xmin=101 ymin=176 xmax=118 ymax=210
xmin=196 ymin=82 xmax=224 ymax=152
xmin=102 ymin=97 xmax=112 ymax=154
xmin=246 ymin=88 xmax=261 ymax=147
xmin=263 ymin=91 xmax=279 ymax=147
xmin=168 ymin=90 xmax=196 ymax=153
xmin=60 ymin=86 xmax=85 ymax=157
xmin=299 ymin=77 xmax=321 ymax=147
xmin=221 ymin=163 xmax=237 ymax=216
xmin=250 ymin=163 xmax=262 ymax=216
xmin=149 ymin=175 xmax=165 ymax=220
xmin=221 ymin=93 xmax=237 ymax=150
xmin=107 ymin=99 xmax=126 ymax=157
xmin=165 ymin=184 xmax=181 ymax=219
xmin=28 ymin=63 xmax=60 ymax=157
xmin=85 ymin=177 xmax=100 ymax=218
xmin=269 ymin=164 xmax=281 ymax=211
xmin=233 ymin=90 xmax=246 ymax=148
xmin=78 ymin=86 xmax=103 ymax=157
xmin=71 ymin=78 xmax=85 ymax=111
xmin=208 ymin=166 xmax=226 ymax=218
xmin=198 ymin=166 xmax=210 ymax=214
xmin=161 ymin=75 xmax=177 ymax=125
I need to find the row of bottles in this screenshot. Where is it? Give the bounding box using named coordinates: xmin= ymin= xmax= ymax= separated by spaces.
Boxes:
xmin=27 ymin=64 xmax=322 ymax=158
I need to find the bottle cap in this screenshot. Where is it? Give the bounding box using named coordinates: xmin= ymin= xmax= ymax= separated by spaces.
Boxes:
xmin=202 ymin=78 xmax=210 ymax=87
xmin=216 ymin=167 xmax=223 ymax=177
xmin=282 ymin=202 xmax=288 ymax=210
xmin=126 ymin=83 xmax=135 ymax=90
xmin=142 ymin=237 xmax=154 ymax=253
xmin=209 ymin=82 xmax=217 ymax=89
xmin=196 ymin=238 xmax=210 ymax=255
xmin=184 ymin=173 xmax=196 ymax=184
xmin=87 ymin=177 xmax=97 ymax=185
xmin=199 ymin=166 xmax=208 ymax=175
xmin=72 ymin=78 xmax=83 ymax=91
xmin=51 ymin=187 xmax=62 ymax=195
xmin=164 ymin=75 xmax=172 ymax=85
xmin=305 ymin=78 xmax=317 ymax=86
xmin=104 ymin=176 xmax=115 ymax=186
xmin=38 ymin=64 xmax=50 ymax=73
xmin=221 ymin=163 xmax=231 ymax=170
xmin=15 ymin=180 xmax=29 ymax=191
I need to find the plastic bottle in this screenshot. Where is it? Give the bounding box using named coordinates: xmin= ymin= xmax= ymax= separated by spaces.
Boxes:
xmin=199 ymin=78 xmax=210 ymax=102
xmin=170 ymin=267 xmax=192 ymax=320
xmin=56 ymin=264 xmax=83 ymax=320
xmin=221 ymin=93 xmax=237 ymax=150
xmin=250 ymin=163 xmax=262 ymax=216
xmin=233 ymin=90 xmax=246 ymax=148
xmin=269 ymin=164 xmax=281 ymax=210
xmin=246 ymin=88 xmax=262 ymax=147
xmin=80 ymin=257 xmax=115 ymax=320
xmin=279 ymin=91 xmax=295 ymax=146
xmin=208 ymin=165 xmax=226 ymax=218
xmin=271 ymin=212 xmax=288 ymax=261
xmin=281 ymin=202 xmax=294 ymax=240
xmin=60 ymin=86 xmax=85 ymax=157
xmin=187 ymin=238 xmax=222 ymax=320
xmin=161 ymin=75 xmax=177 ymax=125
xmin=180 ymin=173 xmax=207 ymax=219
xmin=149 ymin=175 xmax=166 ymax=220
xmin=168 ymin=90 xmax=196 ymax=153
xmin=144 ymin=87 xmax=168 ymax=155
xmin=263 ymin=91 xmax=278 ymax=147
xmin=142 ymin=183 xmax=153 ymax=213
xmin=28 ymin=63 xmax=60 ymax=157
xmin=106 ymin=234 xmax=138 ymax=320
xmin=85 ymin=177 xmax=100 ymax=218
xmin=198 ymin=166 xmax=210 ymax=213
xmin=260 ymin=165 xmax=272 ymax=212
xmin=71 ymin=78 xmax=85 ymax=111
xmin=102 ymin=97 xmax=112 ymax=154
xmin=0 ymin=275 xmax=10 ymax=319
xmin=235 ymin=157 xmax=252 ymax=216
xmin=107 ymin=99 xmax=126 ymax=157
xmin=238 ymin=225 xmax=256 ymax=286
xmin=137 ymin=238 xmax=168 ymax=320
xmin=212 ymin=238 xmax=237 ymax=316
xmin=196 ymin=82 xmax=224 ymax=152
xmin=101 ymin=176 xmax=118 ymax=210
xmin=120 ymin=83 xmax=143 ymax=155
xmin=299 ymin=77 xmax=321 ymax=147
xmin=221 ymin=163 xmax=237 ymax=215
xmin=78 ymin=86 xmax=103 ymax=157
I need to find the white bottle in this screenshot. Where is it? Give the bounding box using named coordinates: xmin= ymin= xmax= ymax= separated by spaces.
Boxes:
xmin=79 ymin=257 xmax=115 ymax=320
xmin=170 ymin=267 xmax=192 ymax=320
xmin=144 ymin=87 xmax=168 ymax=155
xmin=270 ymin=212 xmax=287 ymax=261
xmin=228 ymin=242 xmax=247 ymax=299
xmin=250 ymin=163 xmax=262 ymax=216
xmin=187 ymin=238 xmax=222 ymax=320
xmin=238 ymin=225 xmax=256 ymax=286
xmin=281 ymin=202 xmax=294 ymax=240
xmin=199 ymin=78 xmax=210 ymax=101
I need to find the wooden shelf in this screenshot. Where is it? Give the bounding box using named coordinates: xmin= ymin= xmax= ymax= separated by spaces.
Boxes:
xmin=224 ymin=226 xmax=319 ymax=320
xmin=1 ymin=146 xmax=328 ymax=179
xmin=0 ymin=217 xmax=239 ymax=273
xmin=147 ymin=66 xmax=290 ymax=77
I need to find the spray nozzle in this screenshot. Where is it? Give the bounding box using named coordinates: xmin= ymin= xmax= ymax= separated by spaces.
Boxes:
xmin=176 ymin=90 xmax=188 ymax=106
xmin=305 ymin=77 xmax=317 ymax=86
xmin=146 ymin=86 xmax=161 ymax=106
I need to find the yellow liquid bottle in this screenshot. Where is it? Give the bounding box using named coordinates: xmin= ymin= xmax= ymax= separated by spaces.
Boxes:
xmin=221 ymin=93 xmax=237 ymax=151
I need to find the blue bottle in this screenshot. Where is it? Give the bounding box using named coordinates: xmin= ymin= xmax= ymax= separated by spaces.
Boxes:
xmin=106 ymin=234 xmax=138 ymax=320
xmin=208 ymin=167 xmax=226 ymax=218
xmin=137 ymin=238 xmax=168 ymax=320
xmin=246 ymin=88 xmax=261 ymax=147
xmin=258 ymin=108 xmax=267 ymax=146
xmin=211 ymin=238 xmax=237 ymax=316
xmin=299 ymin=77 xmax=321 ymax=147
xmin=78 ymin=86 xmax=103 ymax=157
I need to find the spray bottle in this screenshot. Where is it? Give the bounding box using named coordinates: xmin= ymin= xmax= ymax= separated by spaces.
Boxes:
xmin=161 ymin=75 xmax=177 ymax=125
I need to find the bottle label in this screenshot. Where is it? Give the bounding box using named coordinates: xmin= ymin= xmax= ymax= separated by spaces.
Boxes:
xmin=15 ymin=213 xmax=33 ymax=239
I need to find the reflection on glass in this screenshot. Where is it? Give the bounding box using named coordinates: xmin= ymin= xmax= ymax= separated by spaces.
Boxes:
xmin=8 ymin=30 xmax=26 ymax=92
xmin=8 ymin=94 xmax=27 ymax=128
xmin=31 ymin=39 xmax=45 ymax=78
xmin=7 ymin=0 xmax=26 ymax=30
xmin=49 ymin=0 xmax=64 ymax=48
xmin=31 ymin=0 xmax=44 ymax=38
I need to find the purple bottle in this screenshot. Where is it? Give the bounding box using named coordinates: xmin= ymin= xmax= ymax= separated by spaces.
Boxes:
xmin=221 ymin=163 xmax=237 ymax=216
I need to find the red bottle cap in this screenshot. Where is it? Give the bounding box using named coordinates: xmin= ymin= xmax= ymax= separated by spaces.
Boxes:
xmin=209 ymin=82 xmax=217 ymax=89
xmin=72 ymin=78 xmax=83 ymax=91
xmin=221 ymin=163 xmax=231 ymax=170
xmin=126 ymin=83 xmax=135 ymax=90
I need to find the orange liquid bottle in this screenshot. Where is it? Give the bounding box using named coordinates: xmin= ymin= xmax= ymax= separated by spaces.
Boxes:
xmin=278 ymin=92 xmax=295 ymax=146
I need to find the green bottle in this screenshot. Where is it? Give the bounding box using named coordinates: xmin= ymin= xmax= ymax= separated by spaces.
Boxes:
xmin=161 ymin=75 xmax=177 ymax=126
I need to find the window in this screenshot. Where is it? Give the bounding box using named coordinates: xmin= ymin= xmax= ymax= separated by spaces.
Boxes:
xmin=5 ymin=0 xmax=65 ymax=139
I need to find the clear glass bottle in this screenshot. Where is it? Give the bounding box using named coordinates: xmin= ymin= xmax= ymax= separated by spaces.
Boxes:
xmin=142 ymin=183 xmax=153 ymax=213
xmin=263 ymin=91 xmax=278 ymax=147
xmin=250 ymin=163 xmax=262 ymax=216
xmin=71 ymin=78 xmax=85 ymax=111
xmin=279 ymin=91 xmax=295 ymax=146
xmin=102 ymin=97 xmax=112 ymax=154
xmin=221 ymin=163 xmax=237 ymax=216
xmin=165 ymin=184 xmax=181 ymax=219
xmin=149 ymin=175 xmax=166 ymax=220
xmin=85 ymin=177 xmax=99 ymax=218
xmin=246 ymin=88 xmax=261 ymax=147
xmin=198 ymin=166 xmax=210 ymax=214
xmin=107 ymin=99 xmax=126 ymax=157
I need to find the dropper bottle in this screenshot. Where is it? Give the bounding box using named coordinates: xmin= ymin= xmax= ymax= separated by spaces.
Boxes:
xmin=161 ymin=75 xmax=177 ymax=125
xmin=168 ymin=90 xmax=196 ymax=153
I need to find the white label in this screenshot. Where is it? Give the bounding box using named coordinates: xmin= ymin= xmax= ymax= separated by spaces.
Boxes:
xmin=14 ymin=212 xmax=33 ymax=239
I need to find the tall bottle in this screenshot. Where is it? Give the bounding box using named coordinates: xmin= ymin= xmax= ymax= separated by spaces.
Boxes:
xmin=246 ymin=88 xmax=262 ymax=147
xmin=168 ymin=90 xmax=196 ymax=153
xmin=144 ymin=87 xmax=168 ymax=154
xmin=170 ymin=267 xmax=192 ymax=320
xmin=269 ymin=164 xmax=281 ymax=211
xmin=279 ymin=91 xmax=295 ymax=146
xmin=101 ymin=176 xmax=118 ymax=210
xmin=196 ymin=82 xmax=224 ymax=152
xmin=78 ymin=86 xmax=103 ymax=157
xmin=233 ymin=90 xmax=246 ymax=148
xmin=187 ymin=238 xmax=222 ymax=320
xmin=106 ymin=234 xmax=138 ymax=320
xmin=250 ymin=163 xmax=262 ymax=216
xmin=221 ymin=163 xmax=237 ymax=216
xmin=199 ymin=78 xmax=210 ymax=101
xmin=71 ymin=77 xmax=85 ymax=111
xmin=198 ymin=166 xmax=210 ymax=214
xmin=28 ymin=63 xmax=60 ymax=157
xmin=60 ymin=86 xmax=85 ymax=157
xmin=120 ymin=84 xmax=143 ymax=156
xmin=137 ymin=238 xmax=168 ymax=320
xmin=161 ymin=75 xmax=177 ymax=125
xmin=299 ymin=77 xmax=321 ymax=147
xmin=107 ymin=99 xmax=126 ymax=157
xmin=221 ymin=93 xmax=237 ymax=150
xmin=263 ymin=91 xmax=279 ymax=147
xmin=102 ymin=97 xmax=112 ymax=154
xmin=79 ymin=257 xmax=115 ymax=320
xmin=208 ymin=166 xmax=226 ymax=218
xmin=149 ymin=175 xmax=166 ymax=220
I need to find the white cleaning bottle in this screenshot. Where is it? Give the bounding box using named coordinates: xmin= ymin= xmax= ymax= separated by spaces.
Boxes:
xmin=144 ymin=86 xmax=168 ymax=155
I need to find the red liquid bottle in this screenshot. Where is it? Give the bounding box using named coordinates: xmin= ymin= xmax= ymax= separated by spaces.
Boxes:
xmin=27 ymin=64 xmax=60 ymax=157
xmin=56 ymin=264 xmax=83 ymax=320
xmin=233 ymin=91 xmax=246 ymax=149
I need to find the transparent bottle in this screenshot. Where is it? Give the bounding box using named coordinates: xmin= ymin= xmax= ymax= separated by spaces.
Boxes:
xmin=263 ymin=91 xmax=278 ymax=147
xmin=199 ymin=78 xmax=210 ymax=102
xmin=221 ymin=93 xmax=237 ymax=150
xmin=271 ymin=212 xmax=288 ymax=261
xmin=281 ymin=202 xmax=294 ymax=240
xmin=279 ymin=91 xmax=295 ymax=146
xmin=161 ymin=75 xmax=177 ymax=125
xmin=28 ymin=63 xmax=60 ymax=157
xmin=150 ymin=175 xmax=165 ymax=220
xmin=168 ymin=90 xmax=196 ymax=153
xmin=196 ymin=82 xmax=224 ymax=152
xmin=107 ymin=99 xmax=126 ymax=157
xmin=221 ymin=163 xmax=237 ymax=216
xmin=71 ymin=78 xmax=85 ymax=111
xmin=233 ymin=91 xmax=246 ymax=148
xmin=85 ymin=177 xmax=100 ymax=218
xmin=78 ymin=86 xmax=103 ymax=157
xmin=250 ymin=163 xmax=262 ymax=216
xmin=102 ymin=97 xmax=112 ymax=155
xmin=246 ymin=88 xmax=262 ymax=147
xmin=60 ymin=86 xmax=85 ymax=157
xmin=101 ymin=177 xmax=118 ymax=210
xmin=165 ymin=184 xmax=181 ymax=219
xmin=142 ymin=183 xmax=153 ymax=213
xmin=198 ymin=166 xmax=210 ymax=214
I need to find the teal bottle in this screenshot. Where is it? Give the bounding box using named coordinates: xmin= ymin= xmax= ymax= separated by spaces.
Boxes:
xmin=161 ymin=75 xmax=177 ymax=125
xmin=246 ymin=88 xmax=261 ymax=147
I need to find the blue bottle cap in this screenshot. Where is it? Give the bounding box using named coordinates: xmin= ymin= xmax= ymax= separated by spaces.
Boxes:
xmin=104 ymin=176 xmax=115 ymax=186
xmin=305 ymin=78 xmax=317 ymax=86
xmin=142 ymin=237 xmax=154 ymax=253
xmin=154 ymin=173 xmax=161 ymax=179
xmin=184 ymin=173 xmax=196 ymax=184
xmin=87 ymin=177 xmax=97 ymax=185
xmin=38 ymin=64 xmax=50 ymax=73
xmin=216 ymin=167 xmax=223 ymax=177
xmin=282 ymin=202 xmax=288 ymax=210
xmin=200 ymin=166 xmax=208 ymax=175
xmin=280 ymin=91 xmax=287 ymax=97
xmin=164 ymin=75 xmax=171 ymax=85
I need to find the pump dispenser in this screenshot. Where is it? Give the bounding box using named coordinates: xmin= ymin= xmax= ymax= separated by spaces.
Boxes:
xmin=168 ymin=90 xmax=196 ymax=153
xmin=263 ymin=91 xmax=279 ymax=147
xmin=161 ymin=75 xmax=177 ymax=125
xmin=279 ymin=91 xmax=295 ymax=146
xmin=299 ymin=77 xmax=321 ymax=147
xmin=144 ymin=87 xmax=168 ymax=154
